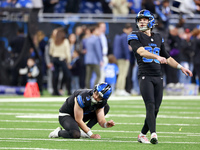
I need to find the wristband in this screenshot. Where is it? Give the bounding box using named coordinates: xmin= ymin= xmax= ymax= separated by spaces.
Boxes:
xmin=104 ymin=122 xmax=107 ymax=128
xmin=87 ymin=130 xmax=93 ymax=137
xmin=177 ymin=64 xmax=182 ymax=70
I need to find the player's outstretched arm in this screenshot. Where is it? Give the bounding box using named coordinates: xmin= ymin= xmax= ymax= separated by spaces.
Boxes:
xmin=180 ymin=67 xmax=193 ymax=77
xmin=105 ymin=120 xmax=115 ymax=128
xmin=96 ymin=108 xmax=115 ymax=128
xmin=167 ymin=57 xmax=193 ymax=77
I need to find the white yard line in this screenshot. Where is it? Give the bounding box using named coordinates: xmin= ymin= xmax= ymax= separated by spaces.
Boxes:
xmin=0 ymin=128 xmax=200 ymax=135
xmin=0 ymin=120 xmax=199 ymax=126
xmin=0 ymin=137 xmax=199 ymax=144
xmin=0 ymin=112 xmax=199 ymax=119
xmin=0 ymin=96 xmax=200 ymax=102
xmin=0 ymin=148 xmax=66 ymax=150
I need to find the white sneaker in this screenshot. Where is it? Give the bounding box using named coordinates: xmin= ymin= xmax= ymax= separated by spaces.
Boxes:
xmin=121 ymin=90 xmax=130 ymax=96
xmin=48 ymin=127 xmax=62 ymax=138
xmin=80 ymin=129 xmax=90 ymax=138
xmin=115 ymin=89 xmax=130 ymax=96
xmin=138 ymin=133 xmax=150 ymax=143
xmin=150 ymin=132 xmax=158 ymax=144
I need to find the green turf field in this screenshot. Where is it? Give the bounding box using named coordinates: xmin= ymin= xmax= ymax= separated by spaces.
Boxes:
xmin=0 ymin=96 xmax=200 ymax=150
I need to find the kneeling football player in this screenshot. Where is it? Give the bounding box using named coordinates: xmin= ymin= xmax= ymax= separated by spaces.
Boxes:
xmin=49 ymin=82 xmax=115 ymax=139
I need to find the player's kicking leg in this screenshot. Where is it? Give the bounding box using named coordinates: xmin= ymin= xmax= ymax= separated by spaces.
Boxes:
xmin=138 ymin=133 xmax=150 ymax=144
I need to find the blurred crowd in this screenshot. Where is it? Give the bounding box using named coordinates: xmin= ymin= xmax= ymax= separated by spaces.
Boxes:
xmin=0 ymin=0 xmax=200 ymax=15
xmin=1 ymin=0 xmax=200 ymax=96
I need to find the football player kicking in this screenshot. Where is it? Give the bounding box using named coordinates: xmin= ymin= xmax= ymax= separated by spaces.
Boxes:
xmin=128 ymin=10 xmax=193 ymax=144
xmin=49 ymin=82 xmax=115 ymax=139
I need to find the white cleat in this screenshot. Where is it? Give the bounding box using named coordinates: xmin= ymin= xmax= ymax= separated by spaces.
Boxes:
xmin=150 ymin=132 xmax=158 ymax=144
xmin=80 ymin=129 xmax=90 ymax=138
xmin=48 ymin=127 xmax=62 ymax=138
xmin=138 ymin=133 xmax=150 ymax=144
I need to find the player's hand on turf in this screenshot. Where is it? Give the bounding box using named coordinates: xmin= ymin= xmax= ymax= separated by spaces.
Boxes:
xmin=157 ymin=56 xmax=167 ymax=64
xmin=90 ymin=134 xmax=101 ymax=139
xmin=181 ymin=67 xmax=193 ymax=77
xmin=107 ymin=120 xmax=115 ymax=127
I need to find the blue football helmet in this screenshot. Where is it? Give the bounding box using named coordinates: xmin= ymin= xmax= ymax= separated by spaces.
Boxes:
xmin=136 ymin=9 xmax=155 ymax=31
xmin=94 ymin=82 xmax=112 ymax=100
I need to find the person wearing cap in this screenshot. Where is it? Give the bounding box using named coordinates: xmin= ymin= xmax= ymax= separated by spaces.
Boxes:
xmin=48 ymin=82 xmax=115 ymax=139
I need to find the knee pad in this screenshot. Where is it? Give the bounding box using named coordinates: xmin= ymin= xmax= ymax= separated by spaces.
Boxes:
xmin=146 ymin=103 xmax=155 ymax=114
xmin=70 ymin=130 xmax=80 ymax=139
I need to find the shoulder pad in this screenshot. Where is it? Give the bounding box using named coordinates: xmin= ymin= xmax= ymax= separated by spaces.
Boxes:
xmin=77 ymin=95 xmax=85 ymax=108
xmin=127 ymin=32 xmax=139 ymax=42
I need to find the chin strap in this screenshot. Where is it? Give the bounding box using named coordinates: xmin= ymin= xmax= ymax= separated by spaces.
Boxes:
xmin=139 ymin=27 xmax=149 ymax=31
xmin=91 ymin=97 xmax=98 ymax=104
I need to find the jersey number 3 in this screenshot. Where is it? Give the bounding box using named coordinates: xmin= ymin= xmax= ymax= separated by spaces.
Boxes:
xmin=143 ymin=46 xmax=160 ymax=63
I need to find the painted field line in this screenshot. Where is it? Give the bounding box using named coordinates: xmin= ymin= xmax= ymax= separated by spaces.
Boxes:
xmin=0 ymin=138 xmax=199 ymax=144
xmin=12 ymin=113 xmax=200 ymax=119
xmin=111 ymin=105 xmax=200 ymax=110
xmin=0 ymin=148 xmax=66 ymax=150
xmin=0 ymin=95 xmax=200 ymax=102
xmin=112 ymin=110 xmax=200 ymax=114
xmin=0 ymin=128 xmax=200 ymax=135
xmin=0 ymin=120 xmax=199 ymax=126
xmin=0 ymin=112 xmax=199 ymax=119
xmin=1 ymin=108 xmax=200 ymax=115
xmin=113 ymin=136 xmax=188 ymax=138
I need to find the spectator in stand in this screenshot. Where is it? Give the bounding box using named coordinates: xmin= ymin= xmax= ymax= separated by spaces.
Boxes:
xmin=191 ymin=28 xmax=200 ymax=92
xmin=109 ymin=0 xmax=130 ymax=15
xmin=100 ymin=0 xmax=112 ymax=14
xmin=36 ymin=30 xmax=48 ymax=82
xmin=179 ymin=28 xmax=195 ymax=84
xmin=74 ymin=26 xmax=84 ymax=54
xmin=104 ymin=54 xmax=119 ymax=93
xmin=68 ymin=33 xmax=77 ymax=56
xmin=0 ymin=0 xmax=16 ymax=7
xmin=65 ymin=0 xmax=80 ymax=13
xmin=54 ymin=0 xmax=67 ymax=13
xmin=43 ymin=0 xmax=59 ymax=13
xmin=155 ymin=0 xmax=171 ymax=30
xmin=49 ymin=27 xmax=72 ymax=95
xmin=164 ymin=25 xmax=181 ymax=85
xmin=128 ymin=0 xmax=142 ymax=14
xmin=44 ymin=28 xmax=58 ymax=94
xmin=15 ymin=0 xmax=33 ymax=8
xmin=80 ymin=26 xmax=92 ymax=89
xmin=9 ymin=27 xmax=27 ymax=86
xmin=68 ymin=50 xmax=82 ymax=93
xmin=141 ymin=0 xmax=156 ymax=14
xmin=171 ymin=0 xmax=200 ymax=16
xmin=113 ymin=23 xmax=132 ymax=96
xmin=84 ymin=25 xmax=103 ymax=89
xmin=19 ymin=57 xmax=40 ymax=83
xmin=98 ymin=22 xmax=109 ymax=83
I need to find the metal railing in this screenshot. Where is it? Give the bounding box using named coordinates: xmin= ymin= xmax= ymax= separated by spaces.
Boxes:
xmin=1 ymin=8 xmax=200 ymax=24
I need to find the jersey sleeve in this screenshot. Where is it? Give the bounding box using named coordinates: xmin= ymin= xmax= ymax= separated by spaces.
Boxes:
xmin=127 ymin=32 xmax=138 ymax=44
xmin=160 ymin=42 xmax=170 ymax=58
xmin=77 ymin=95 xmax=85 ymax=108
xmin=127 ymin=32 xmax=143 ymax=53
xmin=159 ymin=36 xmax=170 ymax=59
